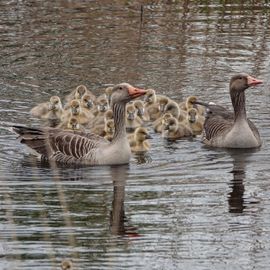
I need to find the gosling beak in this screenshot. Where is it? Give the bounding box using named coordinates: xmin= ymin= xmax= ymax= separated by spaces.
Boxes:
xmin=87 ymin=101 xmax=93 ymax=109
xmin=145 ymin=134 xmax=152 ymax=139
xmin=129 ymin=86 xmax=147 ymax=99
xmin=247 ymin=76 xmax=263 ymax=86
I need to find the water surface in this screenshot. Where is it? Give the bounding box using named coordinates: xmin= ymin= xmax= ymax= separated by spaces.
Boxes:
xmin=1 ymin=1 xmax=270 ymax=269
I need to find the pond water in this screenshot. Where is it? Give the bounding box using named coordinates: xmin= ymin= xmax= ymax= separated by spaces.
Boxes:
xmin=1 ymin=1 xmax=270 ymax=269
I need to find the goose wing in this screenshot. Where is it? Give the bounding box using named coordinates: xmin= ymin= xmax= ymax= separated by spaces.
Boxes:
xmin=12 ymin=125 xmax=108 ymax=164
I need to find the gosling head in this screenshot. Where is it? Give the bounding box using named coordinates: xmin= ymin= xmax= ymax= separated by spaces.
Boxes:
xmin=70 ymin=100 xmax=81 ymax=115
xmin=126 ymin=104 xmax=137 ymax=120
xmin=110 ymin=83 xmax=147 ymax=107
xmin=97 ymin=98 xmax=109 ymax=112
xmin=187 ymin=108 xmax=198 ymax=123
xmin=105 ymin=119 xmax=115 ymax=134
xmin=230 ymin=73 xmax=263 ymax=94
xmin=61 ymin=259 xmax=73 ymax=270
xmin=104 ymin=109 xmax=113 ymax=121
xmin=164 ymin=101 xmax=180 ymax=118
xmin=48 ymin=96 xmax=62 ymax=111
xmin=67 ymin=117 xmax=80 ymax=130
xmin=105 ymin=86 xmax=113 ymax=104
xmin=164 ymin=117 xmax=178 ymax=132
xmin=134 ymin=127 xmax=152 ymax=142
xmin=81 ymin=94 xmax=94 ymax=109
xmin=133 ymin=100 xmax=145 ymax=116
xmin=158 ymin=96 xmax=169 ymax=112
xmin=144 ymin=89 xmax=157 ymax=104
xmin=74 ymin=85 xmax=87 ymax=99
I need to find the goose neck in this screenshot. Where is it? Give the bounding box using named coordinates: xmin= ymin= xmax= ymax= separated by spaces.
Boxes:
xmin=230 ymin=90 xmax=246 ymax=121
xmin=112 ymin=102 xmax=127 ymax=142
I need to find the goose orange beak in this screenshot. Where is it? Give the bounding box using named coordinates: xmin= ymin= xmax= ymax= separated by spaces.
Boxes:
xmin=128 ymin=87 xmax=147 ymax=98
xmin=247 ymin=76 xmax=263 ymax=86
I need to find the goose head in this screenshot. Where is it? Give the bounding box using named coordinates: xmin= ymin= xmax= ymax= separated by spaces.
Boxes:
xmin=134 ymin=127 xmax=152 ymax=142
xmin=61 ymin=259 xmax=73 ymax=270
xmin=164 ymin=101 xmax=180 ymax=118
xmin=126 ymin=104 xmax=137 ymax=120
xmin=74 ymin=85 xmax=87 ymax=99
xmin=110 ymin=83 xmax=147 ymax=106
xmin=48 ymin=96 xmax=62 ymax=111
xmin=187 ymin=108 xmax=198 ymax=123
xmin=67 ymin=117 xmax=80 ymax=130
xmin=144 ymin=89 xmax=157 ymax=104
xmin=133 ymin=100 xmax=145 ymax=116
xmin=81 ymin=94 xmax=94 ymax=109
xmin=69 ymin=100 xmax=81 ymax=115
xmin=229 ymin=73 xmax=263 ymax=93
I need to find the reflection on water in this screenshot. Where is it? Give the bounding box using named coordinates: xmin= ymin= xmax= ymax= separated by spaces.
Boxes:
xmin=227 ymin=149 xmax=259 ymax=214
xmin=1 ymin=1 xmax=270 ymax=269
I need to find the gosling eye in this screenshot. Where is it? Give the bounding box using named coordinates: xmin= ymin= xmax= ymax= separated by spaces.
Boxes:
xmin=119 ymin=86 xmax=123 ymax=90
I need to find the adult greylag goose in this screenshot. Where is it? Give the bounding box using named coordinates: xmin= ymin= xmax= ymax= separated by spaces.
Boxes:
xmin=12 ymin=83 xmax=147 ymax=165
xmin=30 ymin=96 xmax=63 ymax=120
xmin=129 ymin=127 xmax=152 ymax=153
xmin=198 ymin=73 xmax=263 ymax=148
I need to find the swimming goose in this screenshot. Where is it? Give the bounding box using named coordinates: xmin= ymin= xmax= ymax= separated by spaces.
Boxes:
xmin=162 ymin=116 xmax=193 ymax=139
xmin=12 ymin=83 xmax=147 ymax=165
xmin=129 ymin=127 xmax=152 ymax=153
xmin=126 ymin=103 xmax=142 ymax=132
xmin=30 ymin=96 xmax=63 ymax=120
xmin=199 ymin=73 xmax=263 ymax=148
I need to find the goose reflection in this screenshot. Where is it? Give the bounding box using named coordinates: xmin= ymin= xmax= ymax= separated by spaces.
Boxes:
xmin=110 ymin=165 xmax=139 ymax=237
xmin=227 ymin=149 xmax=258 ymax=214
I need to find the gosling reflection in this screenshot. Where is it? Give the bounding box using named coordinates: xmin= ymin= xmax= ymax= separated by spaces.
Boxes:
xmin=227 ymin=149 xmax=257 ymax=214
xmin=109 ymin=166 xmax=139 ymax=237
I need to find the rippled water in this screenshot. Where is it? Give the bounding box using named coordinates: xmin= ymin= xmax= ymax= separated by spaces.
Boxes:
xmin=1 ymin=1 xmax=270 ymax=269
